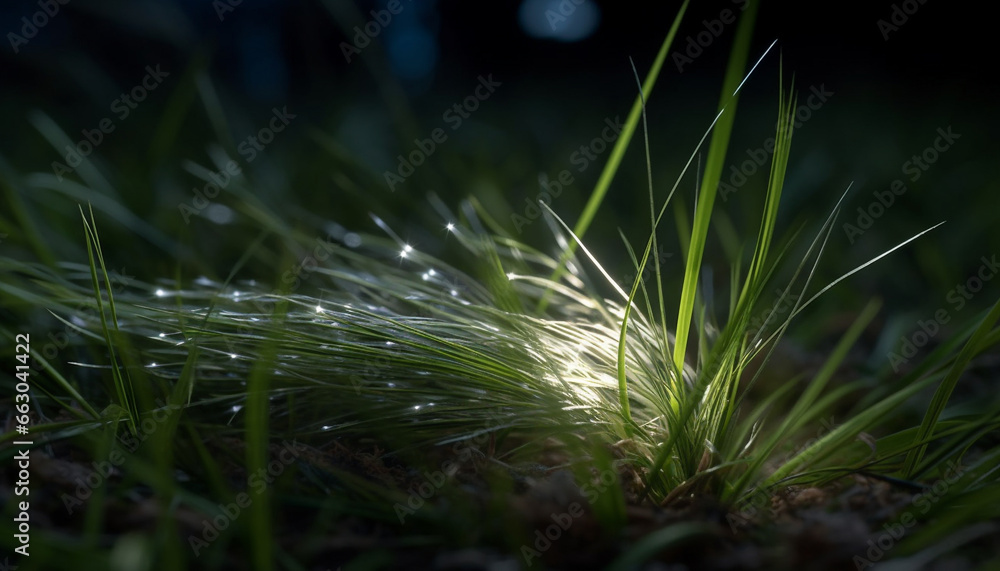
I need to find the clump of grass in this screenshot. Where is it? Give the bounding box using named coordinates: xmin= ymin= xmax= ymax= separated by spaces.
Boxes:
xmin=3 ymin=2 xmax=1000 ymax=569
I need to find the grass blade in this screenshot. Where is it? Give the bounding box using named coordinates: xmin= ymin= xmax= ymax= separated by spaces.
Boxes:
xmin=903 ymin=295 xmax=1000 ymax=476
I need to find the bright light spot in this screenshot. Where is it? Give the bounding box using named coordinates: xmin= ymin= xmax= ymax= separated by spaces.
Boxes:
xmin=231 ymin=405 xmax=242 ymax=413
xmin=148 ymin=363 xmax=157 ymax=368
xmin=400 ymin=250 xmax=409 ymax=259
xmin=387 ymin=382 xmax=396 ymax=388
xmin=385 ymin=341 xmax=395 ymax=346
xmin=158 ymin=333 xmax=166 ymax=338
xmin=413 ymin=405 xmax=421 ymax=410
xmin=450 ymin=289 xmax=458 ymax=296
xmin=322 ymin=425 xmax=332 ymax=431
xmin=422 ymin=273 xmax=430 ymax=281
xmin=404 ymin=244 xmax=413 ymax=252
xmin=316 ymin=304 xmax=323 ymax=313
xmin=230 ymin=354 xmax=238 ymax=359
xmin=233 ymin=291 xmax=241 ymax=298
xmin=155 ymin=289 xmax=166 ymax=297
xmin=428 ymin=269 xmax=436 ymax=276
xmin=446 ymin=222 xmax=455 ymax=232
xmin=507 ymin=272 xmax=516 ymax=280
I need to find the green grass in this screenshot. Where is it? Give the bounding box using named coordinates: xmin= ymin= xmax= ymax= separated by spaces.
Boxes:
xmin=2 ymin=3 xmax=1000 ymax=570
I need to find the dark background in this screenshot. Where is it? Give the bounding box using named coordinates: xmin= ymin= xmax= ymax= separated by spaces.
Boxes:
xmin=1 ymin=0 xmax=997 ymax=341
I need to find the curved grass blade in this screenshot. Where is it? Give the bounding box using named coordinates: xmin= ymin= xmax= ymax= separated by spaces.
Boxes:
xmin=539 ymin=0 xmax=690 ymax=311
xmin=903 ymin=295 xmax=1000 ymax=476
